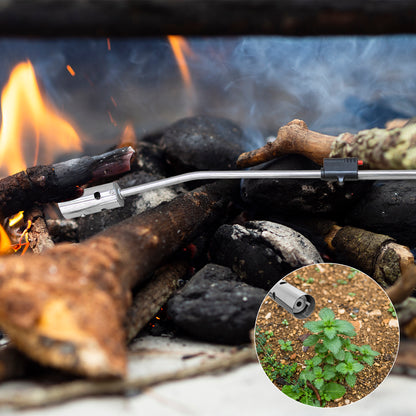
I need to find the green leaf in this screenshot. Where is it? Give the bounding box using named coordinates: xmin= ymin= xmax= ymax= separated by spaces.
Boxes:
xmin=319 ymin=308 xmax=335 ymax=322
xmin=323 ymin=365 xmax=337 ymax=380
xmin=303 ymin=369 xmax=316 ymax=382
xmin=282 ymin=385 xmax=302 ymax=400
xmin=303 ymin=334 xmax=320 ymax=346
xmin=361 ymin=356 xmax=375 ymax=366
xmin=314 ymin=378 xmax=324 ymax=390
xmin=344 ymin=351 xmax=354 ymax=363
xmin=333 ymin=349 xmax=345 ymax=361
xmin=311 ymin=355 xmax=322 ymax=366
xmin=324 ymin=326 xmax=337 ymax=339
xmin=334 ymin=319 xmax=356 ymax=337
xmin=304 ymin=321 xmax=325 ymax=333
xmin=325 ymin=355 xmax=335 ymax=365
xmin=313 ymin=366 xmax=323 ymax=377
xmin=315 ymin=343 xmax=327 ymax=354
xmin=335 ymin=362 xmax=348 ymax=374
xmin=352 ymin=362 xmax=364 ymax=373
xmin=360 ymin=345 xmax=380 ymax=357
xmin=321 ymin=382 xmax=346 ymax=400
xmin=346 ymin=373 xmax=356 ymax=387
xmin=323 ymin=336 xmax=342 ymax=354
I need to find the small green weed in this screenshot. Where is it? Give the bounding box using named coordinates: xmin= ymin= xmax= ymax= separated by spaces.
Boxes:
xmin=278 ymin=339 xmax=293 ymax=352
xmin=388 ymin=304 xmax=397 ymax=318
xmin=281 ymin=319 xmax=289 ymax=326
xmin=281 ymin=307 xmax=379 ymax=407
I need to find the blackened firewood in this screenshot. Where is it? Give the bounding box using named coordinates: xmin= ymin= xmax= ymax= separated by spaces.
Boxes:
xmin=241 ymin=155 xmax=370 ymax=216
xmin=25 ymin=207 xmax=54 ymax=254
xmin=345 ymin=181 xmax=416 ymax=246
xmin=0 ymin=147 xmax=134 ymax=219
xmin=160 ymin=116 xmax=244 ymax=172
xmin=0 ymin=180 xmax=239 ymax=377
xmin=167 ymin=264 xmax=266 ymax=344
xmin=210 ymin=221 xmax=322 ymax=290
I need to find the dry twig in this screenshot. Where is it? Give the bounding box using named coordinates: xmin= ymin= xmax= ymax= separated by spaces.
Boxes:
xmin=0 ymin=347 xmax=256 ymax=409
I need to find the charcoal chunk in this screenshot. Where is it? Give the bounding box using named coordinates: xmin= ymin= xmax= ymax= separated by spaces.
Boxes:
xmin=167 ymin=264 xmax=266 ymax=344
xmin=345 ymin=181 xmax=416 ymax=246
xmin=211 ymin=221 xmax=322 ymax=290
xmin=241 ymin=155 xmax=371 ymax=216
xmin=160 ymin=115 xmax=244 ymax=171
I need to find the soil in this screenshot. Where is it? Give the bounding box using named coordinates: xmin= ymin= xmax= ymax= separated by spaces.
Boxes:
xmin=255 ymin=263 xmax=400 ymax=408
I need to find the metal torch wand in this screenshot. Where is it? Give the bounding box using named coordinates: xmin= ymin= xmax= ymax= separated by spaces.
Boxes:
xmin=58 ymin=158 xmax=416 ymax=219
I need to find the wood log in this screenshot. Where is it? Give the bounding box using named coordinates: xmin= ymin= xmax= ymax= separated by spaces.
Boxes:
xmin=297 ymin=218 xmax=414 ymax=290
xmin=25 ymin=207 xmax=54 ymax=254
xmin=125 ymin=261 xmax=188 ymax=343
xmin=236 ymin=119 xmax=416 ymax=169
xmin=1 ymin=1 xmax=416 ymax=36
xmin=0 ymin=180 xmax=239 ymax=378
xmin=0 ymin=146 xmax=134 ymax=219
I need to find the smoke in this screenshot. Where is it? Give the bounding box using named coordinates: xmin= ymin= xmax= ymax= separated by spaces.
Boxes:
xmin=0 ymin=35 xmax=414 ymax=153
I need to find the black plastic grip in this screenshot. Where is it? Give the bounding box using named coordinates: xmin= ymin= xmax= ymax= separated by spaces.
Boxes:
xmin=321 ymin=158 xmax=359 ymax=184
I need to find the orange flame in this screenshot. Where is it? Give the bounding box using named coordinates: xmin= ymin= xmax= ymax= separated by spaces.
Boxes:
xmin=0 ymin=224 xmax=12 ymax=255
xmin=168 ymin=36 xmax=194 ymax=88
xmin=119 ymin=123 xmax=136 ymax=148
xmin=0 ymin=61 xmax=83 ymax=178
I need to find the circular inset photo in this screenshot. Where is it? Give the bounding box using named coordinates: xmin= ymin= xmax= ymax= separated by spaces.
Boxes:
xmin=255 ymin=263 xmax=399 ymax=408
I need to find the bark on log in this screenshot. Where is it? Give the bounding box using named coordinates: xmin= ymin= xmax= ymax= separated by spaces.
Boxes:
xmin=0 ymin=180 xmax=238 ymax=378
xmin=236 ymin=119 xmax=416 ymax=169
xmin=125 ymin=261 xmax=188 ymax=343
xmin=299 ymin=219 xmax=414 ymax=289
xmin=0 ymin=146 xmax=134 ymax=219
xmin=26 ymin=207 xmax=54 ymax=254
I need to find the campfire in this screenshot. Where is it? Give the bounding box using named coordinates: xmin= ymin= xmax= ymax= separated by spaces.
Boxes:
xmin=0 ymin=31 xmax=415 ymax=409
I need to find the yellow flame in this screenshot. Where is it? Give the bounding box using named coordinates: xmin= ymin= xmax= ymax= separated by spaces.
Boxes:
xmin=8 ymin=211 xmax=24 ymax=227
xmin=0 ymin=61 xmax=83 ymax=178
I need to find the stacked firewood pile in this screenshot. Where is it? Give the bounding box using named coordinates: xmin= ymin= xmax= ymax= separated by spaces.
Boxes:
xmin=0 ymin=115 xmax=416 ymax=406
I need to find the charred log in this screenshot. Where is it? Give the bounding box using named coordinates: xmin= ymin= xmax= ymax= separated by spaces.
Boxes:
xmin=0 ymin=147 xmax=134 ymax=219
xmin=210 ymin=221 xmax=322 ymax=290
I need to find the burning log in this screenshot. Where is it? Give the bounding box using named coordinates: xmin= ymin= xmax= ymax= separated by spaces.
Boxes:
xmin=301 ymin=219 xmax=414 ymax=290
xmin=0 ymin=180 xmax=239 ymax=377
xmin=25 ymin=207 xmax=54 ymax=254
xmin=0 ymin=146 xmax=134 ymax=219
xmin=236 ymin=119 xmax=416 ymax=169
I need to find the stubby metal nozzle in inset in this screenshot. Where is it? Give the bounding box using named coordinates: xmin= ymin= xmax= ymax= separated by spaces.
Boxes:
xmin=268 ymin=280 xmax=315 ymax=319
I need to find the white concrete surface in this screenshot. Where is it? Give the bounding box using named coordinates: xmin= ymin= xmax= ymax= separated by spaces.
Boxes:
xmin=0 ymin=336 xmax=414 ymax=416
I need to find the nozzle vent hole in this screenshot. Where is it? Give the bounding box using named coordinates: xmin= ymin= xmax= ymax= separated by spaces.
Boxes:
xmin=94 ymin=192 xmax=101 ymax=200
xmin=296 ymin=301 xmax=303 ymax=307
